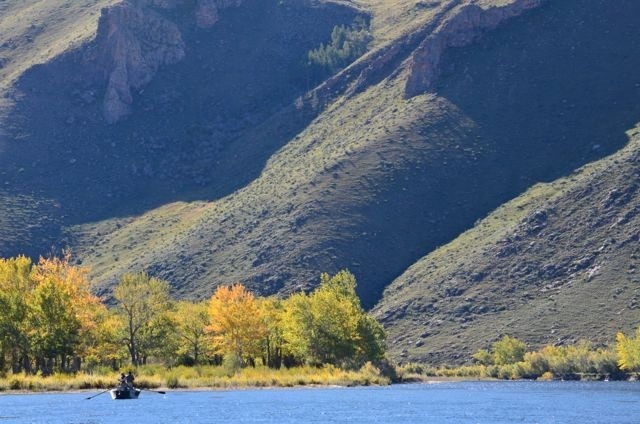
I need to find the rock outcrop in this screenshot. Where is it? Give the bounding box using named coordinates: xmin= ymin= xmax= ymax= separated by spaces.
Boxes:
xmin=95 ymin=1 xmax=185 ymax=123
xmin=404 ymin=0 xmax=543 ymax=97
xmin=94 ymin=0 xmax=243 ymax=123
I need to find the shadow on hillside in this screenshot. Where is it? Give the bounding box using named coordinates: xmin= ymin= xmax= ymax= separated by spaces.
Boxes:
xmin=0 ymin=0 xmax=359 ymax=256
xmin=437 ymin=0 xmax=640 ymax=195
xmin=345 ymin=0 xmax=640 ymax=308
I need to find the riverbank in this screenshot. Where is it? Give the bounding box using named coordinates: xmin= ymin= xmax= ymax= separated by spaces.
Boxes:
xmin=0 ymin=363 xmax=390 ymax=393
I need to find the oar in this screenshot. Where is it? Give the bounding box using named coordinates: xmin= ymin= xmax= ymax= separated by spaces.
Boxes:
xmin=85 ymin=388 xmax=111 ymax=400
xmin=143 ymin=389 xmax=166 ymax=394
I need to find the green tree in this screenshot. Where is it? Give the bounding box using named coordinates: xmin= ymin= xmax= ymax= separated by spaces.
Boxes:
xmin=308 ymin=19 xmax=372 ymax=72
xmin=282 ymin=270 xmax=385 ymax=367
xmin=472 ymin=349 xmax=493 ymax=365
xmin=173 ymin=300 xmax=211 ymax=365
xmin=0 ymin=256 xmax=35 ymax=373
xmin=356 ymin=313 xmax=386 ymax=363
xmin=280 ymin=292 xmax=312 ymax=364
xmin=113 ymin=272 xmax=172 ymax=366
xmin=257 ymin=297 xmax=285 ymax=369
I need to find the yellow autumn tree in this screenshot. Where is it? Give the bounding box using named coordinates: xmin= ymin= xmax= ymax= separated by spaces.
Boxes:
xmin=207 ymin=283 xmax=266 ymax=367
xmin=616 ymin=328 xmax=640 ymax=372
xmin=28 ymin=253 xmax=103 ymax=373
xmin=82 ymin=308 xmax=128 ymax=370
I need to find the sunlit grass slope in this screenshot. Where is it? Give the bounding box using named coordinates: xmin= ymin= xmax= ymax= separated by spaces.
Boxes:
xmin=0 ymin=0 xmax=115 ymax=94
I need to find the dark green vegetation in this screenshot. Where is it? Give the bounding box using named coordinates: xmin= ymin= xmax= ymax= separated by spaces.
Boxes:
xmin=308 ymin=19 xmax=373 ymax=73
xmin=1 ymin=0 xmax=640 ymax=366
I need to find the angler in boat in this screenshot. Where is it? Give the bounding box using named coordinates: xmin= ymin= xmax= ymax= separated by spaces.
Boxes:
xmin=111 ymin=371 xmax=140 ymax=400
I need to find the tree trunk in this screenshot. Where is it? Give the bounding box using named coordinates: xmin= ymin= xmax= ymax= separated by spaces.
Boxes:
xmin=11 ymin=346 xmax=20 ymax=373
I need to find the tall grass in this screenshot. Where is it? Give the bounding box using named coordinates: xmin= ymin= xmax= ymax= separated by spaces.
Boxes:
xmin=0 ymin=363 xmax=389 ymax=392
xmin=0 ymin=373 xmax=118 ymax=392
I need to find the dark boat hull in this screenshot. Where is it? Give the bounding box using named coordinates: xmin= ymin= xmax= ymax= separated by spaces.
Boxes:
xmin=110 ymin=387 xmax=141 ymax=399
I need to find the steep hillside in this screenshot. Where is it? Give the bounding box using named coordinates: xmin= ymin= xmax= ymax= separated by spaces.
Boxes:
xmin=0 ymin=0 xmax=362 ymax=255
xmin=374 ymin=126 xmax=640 ymax=364
xmin=0 ymin=0 xmax=115 ymax=94
xmin=71 ymin=0 xmax=640 ymax=310
xmin=1 ymin=0 xmax=639 ymax=353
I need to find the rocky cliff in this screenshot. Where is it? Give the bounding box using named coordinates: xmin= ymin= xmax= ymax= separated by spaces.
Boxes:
xmin=405 ymin=0 xmax=543 ymax=97
xmin=94 ymin=0 xmax=243 ymax=123
xmin=303 ymin=0 xmax=544 ymax=113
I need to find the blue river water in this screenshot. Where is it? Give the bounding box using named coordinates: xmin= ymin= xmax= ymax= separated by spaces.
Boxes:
xmin=0 ymin=381 xmax=638 ymax=424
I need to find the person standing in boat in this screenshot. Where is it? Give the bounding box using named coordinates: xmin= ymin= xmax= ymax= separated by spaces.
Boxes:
xmin=118 ymin=373 xmax=126 ymax=387
xmin=125 ymin=371 xmax=135 ymax=388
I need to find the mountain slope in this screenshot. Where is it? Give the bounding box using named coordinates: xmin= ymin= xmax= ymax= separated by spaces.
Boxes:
xmin=71 ymin=0 xmax=640 ymax=310
xmin=374 ymin=126 xmax=640 ymax=364
xmin=0 ymin=0 xmax=115 ymax=93
xmin=0 ymin=0 xmax=362 ymax=255
xmin=0 ymin=0 xmax=639 ymax=361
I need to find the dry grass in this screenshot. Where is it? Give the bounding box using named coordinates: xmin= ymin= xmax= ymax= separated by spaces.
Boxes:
xmin=0 ymin=0 xmax=116 ymax=92
xmin=0 ymin=363 xmax=389 ymax=392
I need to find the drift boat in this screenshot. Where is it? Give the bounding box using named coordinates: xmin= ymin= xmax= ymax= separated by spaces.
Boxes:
xmin=110 ymin=385 xmax=141 ymax=400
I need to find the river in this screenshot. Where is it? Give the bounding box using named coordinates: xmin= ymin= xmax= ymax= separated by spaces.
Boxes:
xmin=0 ymin=381 xmax=638 ymax=423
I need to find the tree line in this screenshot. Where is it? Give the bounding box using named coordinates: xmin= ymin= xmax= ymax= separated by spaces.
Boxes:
xmin=0 ymin=255 xmax=385 ymax=376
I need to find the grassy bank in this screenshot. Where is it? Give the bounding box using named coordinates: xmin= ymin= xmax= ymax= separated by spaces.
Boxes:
xmin=0 ymin=363 xmax=389 ymax=392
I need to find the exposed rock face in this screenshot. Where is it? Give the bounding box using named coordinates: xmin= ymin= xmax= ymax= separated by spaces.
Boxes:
xmin=96 ymin=1 xmax=185 ymax=123
xmin=95 ymin=0 xmax=243 ymax=123
xmin=404 ymin=0 xmax=543 ymax=97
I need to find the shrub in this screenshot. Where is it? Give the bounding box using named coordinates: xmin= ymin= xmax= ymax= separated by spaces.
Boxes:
xmin=166 ymin=376 xmax=179 ymax=389
xmin=222 ymin=353 xmax=243 ymax=377
xmin=524 ymin=350 xmax=550 ymax=376
xmin=473 ymin=349 xmax=493 ymax=365
xmin=492 ymin=336 xmax=526 ymax=365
